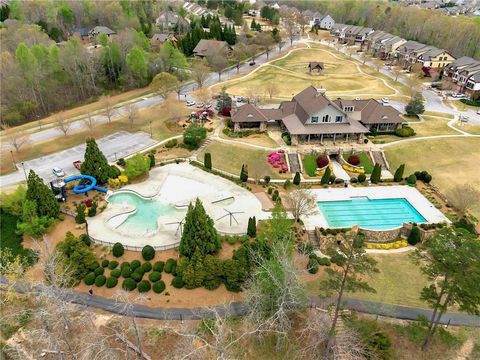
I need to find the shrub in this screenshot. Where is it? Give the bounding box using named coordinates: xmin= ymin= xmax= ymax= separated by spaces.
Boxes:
xmin=307 ymin=257 xmax=319 ymax=274
xmin=141 ymin=245 xmax=155 ymax=261
xmin=164 ymin=259 xmax=177 ymax=273
xmin=329 ymin=175 xmax=336 ymax=183
xmin=142 ymin=261 xmax=152 ymax=273
xmin=153 ymin=261 xmax=165 ymax=272
xmin=110 ymin=269 xmax=121 ymax=278
xmin=183 ymin=124 xmax=207 ymax=150
xmin=334 ymin=178 xmax=344 ymax=184
xmin=120 ymin=261 xmax=130 ymax=269
xmin=264 ymin=176 xmax=271 ymax=185
xmin=80 ymin=234 xmax=91 ymax=247
xmin=204 ymin=152 xmax=212 ymax=170
xmin=240 ymin=164 xmax=248 ymax=182
xmin=148 ymin=153 xmax=155 ymax=169
xmin=165 ymin=138 xmax=178 ymax=148
xmin=423 ymin=173 xmax=432 ymax=183
xmin=95 ymin=275 xmax=106 ymax=287
xmin=267 ymin=187 xmax=273 ymax=195
xmin=112 ymin=242 xmax=124 ymax=257
xmin=122 ymin=278 xmax=137 ymax=291
xmin=283 ymin=179 xmax=291 ymax=189
xmin=124 ymin=154 xmax=150 ymax=180
xmin=347 ymin=154 xmax=360 ymax=166
xmin=408 ymin=226 xmax=421 ymax=245
xmin=321 ymin=167 xmax=331 ymax=185
xmin=121 ymin=267 xmax=132 ymax=278
xmin=94 ymin=267 xmax=104 ymax=276
xmin=395 ymin=126 xmax=415 ymax=137
xmin=131 ymin=272 xmax=143 ymax=282
xmin=101 ymin=259 xmax=109 ymax=268
xmin=138 ymin=280 xmax=152 ymax=292
xmin=318 ymin=257 xmax=331 ymax=266
xmin=149 ymin=271 xmax=162 ymax=282
xmin=117 ymin=158 xmax=126 ymax=166
xmin=130 ymin=260 xmax=141 ymax=270
xmin=88 ymin=261 xmax=100 ymax=271
xmin=293 ymin=172 xmax=301 ymax=185
xmin=316 ymin=155 xmax=329 ymax=168
xmin=370 ymin=164 xmax=382 ymax=183
xmin=83 ymin=273 xmax=96 ymax=286
xmin=407 ymin=174 xmax=417 ymax=185
xmin=152 ymin=280 xmax=166 ymax=294
xmin=393 ymin=164 xmax=405 ymax=182
xmin=108 ymin=260 xmax=119 ymax=270
xmin=358 ymin=173 xmax=367 ymax=183
xmin=134 ymin=267 xmax=145 ymax=276
xmin=171 ymin=276 xmax=184 ymax=288
xmin=75 ymin=203 xmax=86 ymax=224
xmin=351 ymin=177 xmax=358 ymax=183
xmin=106 ymin=277 xmax=118 ymax=288
xmin=460 ymin=98 xmax=480 ymax=107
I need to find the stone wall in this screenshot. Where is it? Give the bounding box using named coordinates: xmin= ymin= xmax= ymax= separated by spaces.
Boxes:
xmin=359 ymin=227 xmax=403 ymax=242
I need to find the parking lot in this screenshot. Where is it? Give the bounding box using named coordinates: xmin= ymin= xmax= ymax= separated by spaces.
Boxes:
xmin=0 ymin=131 xmax=156 ymax=187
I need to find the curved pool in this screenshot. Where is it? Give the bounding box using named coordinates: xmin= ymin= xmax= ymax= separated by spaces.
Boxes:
xmin=108 ymin=192 xmax=182 ymax=235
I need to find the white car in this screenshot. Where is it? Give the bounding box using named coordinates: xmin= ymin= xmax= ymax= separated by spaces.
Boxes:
xmin=460 ymin=114 xmax=469 ymax=121
xmin=52 ymin=167 xmax=65 ymax=177
xmin=452 ymin=93 xmax=465 ymax=98
xmin=186 ymin=100 xmax=196 ymax=106
xmin=381 ymin=97 xmax=389 ymax=104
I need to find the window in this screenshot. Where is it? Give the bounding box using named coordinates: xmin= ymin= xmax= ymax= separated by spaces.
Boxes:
xmin=335 ymin=116 xmax=343 ymax=123
xmin=343 ymin=106 xmax=354 ymax=112
xmin=311 ymin=116 xmax=319 ymax=123
xmin=322 ymin=115 xmax=330 ymax=122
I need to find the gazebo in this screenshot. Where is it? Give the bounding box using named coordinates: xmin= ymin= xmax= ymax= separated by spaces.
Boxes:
xmin=308 ymin=62 xmax=325 ymax=73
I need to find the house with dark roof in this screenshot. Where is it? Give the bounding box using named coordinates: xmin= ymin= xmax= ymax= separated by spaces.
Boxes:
xmin=193 ymin=39 xmax=232 ymax=58
xmin=88 ymin=26 xmax=116 ymax=42
xmin=308 ymin=62 xmax=324 ymax=73
xmin=444 ymin=57 xmax=480 ymax=98
xmin=150 ymin=33 xmax=177 ymax=50
xmin=155 ymin=11 xmax=190 ymax=33
xmin=310 ymin=13 xmax=335 ymax=30
xmin=232 ymin=86 xmax=375 ymax=145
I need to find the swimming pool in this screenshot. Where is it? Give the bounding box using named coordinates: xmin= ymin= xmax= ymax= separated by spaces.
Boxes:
xmin=108 ymin=192 xmax=181 ymax=234
xmin=317 ymin=197 xmax=426 ymax=230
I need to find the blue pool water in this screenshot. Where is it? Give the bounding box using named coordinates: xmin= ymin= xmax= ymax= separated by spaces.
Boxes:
xmin=317 ymin=197 xmax=426 ymax=230
xmin=108 ymin=192 xmax=180 ymax=233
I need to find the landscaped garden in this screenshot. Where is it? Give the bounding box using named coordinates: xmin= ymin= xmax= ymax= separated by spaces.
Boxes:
xmin=342 ymin=152 xmax=374 ymax=173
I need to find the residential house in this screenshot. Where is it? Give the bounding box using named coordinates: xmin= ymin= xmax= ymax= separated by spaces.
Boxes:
xmin=395 ymin=41 xmax=430 ymax=68
xmin=330 ymin=23 xmax=349 ymax=39
xmin=183 ymin=1 xmax=211 ymax=17
xmin=232 ymin=86 xmax=370 ymax=145
xmin=416 ymin=48 xmax=455 ymax=69
xmin=364 ymin=31 xmax=392 ymax=52
xmin=69 ymin=27 xmax=89 ymax=43
xmin=444 ymin=57 xmax=480 ymax=98
xmin=311 ymin=13 xmax=335 ymax=30
xmin=88 ymin=26 xmax=116 ymax=41
xmin=193 ymin=39 xmax=232 ymax=58
xmin=341 ymin=26 xmax=373 ymax=45
xmin=150 ymin=33 xmax=177 ymax=50
xmin=378 ymin=36 xmax=407 ymax=60
xmin=155 ymin=11 xmax=190 ymax=33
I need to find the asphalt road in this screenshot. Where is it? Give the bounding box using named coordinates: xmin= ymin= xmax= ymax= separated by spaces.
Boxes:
xmin=0 ymin=131 xmax=156 ymax=187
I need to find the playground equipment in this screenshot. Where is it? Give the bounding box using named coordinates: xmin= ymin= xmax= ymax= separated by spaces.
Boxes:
xmin=64 ymin=174 xmax=108 ymax=194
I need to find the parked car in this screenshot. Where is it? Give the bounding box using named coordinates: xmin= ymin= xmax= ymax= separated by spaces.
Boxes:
xmin=452 ymin=92 xmax=465 ymax=98
xmin=460 ymin=114 xmax=469 ymax=121
xmin=52 ymin=167 xmax=65 ymax=177
xmin=237 ymin=96 xmax=244 ymax=102
xmin=73 ymin=160 xmax=82 ymax=170
xmin=186 ymin=100 xmax=196 ymax=106
xmin=381 ymin=97 xmax=389 ymax=104
xmin=430 ymin=82 xmax=442 ymax=89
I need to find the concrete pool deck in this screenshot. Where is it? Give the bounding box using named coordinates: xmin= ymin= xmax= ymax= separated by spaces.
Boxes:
xmin=303 ymin=185 xmax=450 ymax=231
xmin=87 ymin=163 xmax=269 ymax=250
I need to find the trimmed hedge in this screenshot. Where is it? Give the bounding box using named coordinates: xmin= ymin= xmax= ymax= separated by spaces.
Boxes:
xmin=121 ymin=267 xmax=132 ymax=278
xmin=171 ymin=276 xmax=184 ymax=288
xmin=141 ymin=245 xmax=155 ymax=261
xmin=153 ymin=261 xmax=165 ymax=273
xmin=95 ymin=275 xmax=106 ymax=287
xmin=130 ymin=260 xmax=141 ymax=270
xmin=122 ymin=278 xmax=137 ymax=291
xmin=106 ymin=277 xmax=118 ymax=288
xmin=101 ymin=259 xmax=109 ymax=267
xmin=84 ymin=272 xmax=96 ymax=286
xmin=395 ymin=126 xmax=415 ymax=137
xmin=110 ymin=269 xmax=121 ymax=278
xmin=164 ymin=259 xmax=177 ymax=274
xmin=94 ymin=267 xmax=105 ymax=276
xmin=131 ymin=272 xmax=143 ymax=283
xmin=138 ymin=280 xmax=151 ymax=293
xmin=149 ymin=271 xmax=162 ymax=282
xmin=141 ymin=262 xmax=152 ymax=273
xmin=152 ymin=280 xmax=166 ymax=294
xmin=112 ymin=242 xmax=124 ymax=257
xmin=108 ymin=260 xmax=119 ymax=270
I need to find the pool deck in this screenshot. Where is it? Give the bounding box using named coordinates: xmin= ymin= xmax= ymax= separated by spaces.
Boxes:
xmin=87 ymin=163 xmax=270 ymax=250
xmin=303 ymin=185 xmax=450 ymax=231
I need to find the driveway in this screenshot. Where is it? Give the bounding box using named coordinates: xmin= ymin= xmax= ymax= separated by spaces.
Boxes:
xmin=0 ymin=131 xmax=156 ymax=187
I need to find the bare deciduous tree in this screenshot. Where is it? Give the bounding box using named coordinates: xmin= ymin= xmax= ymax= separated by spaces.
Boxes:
xmin=125 ymin=104 xmax=139 ymax=129
xmin=191 ymin=58 xmax=211 ymax=89
xmin=83 ymin=112 xmax=97 ymax=133
xmin=265 ymin=82 xmax=279 ymax=99
xmin=207 ymin=50 xmax=229 ymax=80
xmin=163 ymin=95 xmax=185 ymax=124
xmin=284 ymin=188 xmax=317 ymax=222
xmin=447 ymin=184 xmax=480 ymax=216
xmin=3 ymin=124 xmax=30 ymax=152
xmin=55 ymin=114 xmax=71 ymax=136
xmin=101 ymin=95 xmax=115 ymax=123
xmin=193 ymin=87 xmax=211 ymax=106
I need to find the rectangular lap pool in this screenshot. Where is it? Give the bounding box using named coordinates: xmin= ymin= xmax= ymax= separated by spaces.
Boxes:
xmin=317 ymin=197 xmax=426 ymax=230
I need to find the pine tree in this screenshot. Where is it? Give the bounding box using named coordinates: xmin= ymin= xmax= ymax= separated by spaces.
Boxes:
xmin=251 ymin=19 xmax=257 ymax=30
xmin=370 ymin=163 xmax=382 ymax=183
xmin=26 ymin=170 xmax=60 ymax=218
xmin=393 ymin=164 xmax=405 ymax=182
xmin=179 ymin=198 xmax=220 ymax=259
xmin=321 ymin=167 xmax=331 ymax=185
xmin=247 ymin=216 xmax=257 ymax=237
xmin=80 ymin=138 xmax=116 ymax=184
xmin=293 ymin=171 xmax=301 ymax=185
xmin=240 ymin=164 xmax=248 ymax=182
xmin=204 ymin=152 xmax=212 ymax=170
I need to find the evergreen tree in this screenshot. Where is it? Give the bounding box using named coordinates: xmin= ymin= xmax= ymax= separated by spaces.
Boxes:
xmin=251 ymin=19 xmax=257 ymax=30
xmin=393 ymin=164 xmax=405 ymax=182
xmin=80 ymin=138 xmax=116 ymax=184
xmin=179 ymin=198 xmax=220 ymax=259
xmin=26 ymin=170 xmax=60 ymax=218
xmin=247 ymin=216 xmax=257 ymax=237
xmin=321 ymin=167 xmax=331 ymax=185
xmin=204 ymin=152 xmax=212 ymax=170
xmin=370 ymin=163 xmax=382 ymax=183
xmin=293 ymin=171 xmax=301 ymax=185
xmin=405 ymin=92 xmax=425 ymax=116
xmin=240 ymin=164 xmax=248 ymax=182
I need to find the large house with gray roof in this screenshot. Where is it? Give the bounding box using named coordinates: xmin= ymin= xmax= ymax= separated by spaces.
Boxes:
xmin=231 ymin=86 xmax=404 ymax=145
xmin=444 ymin=57 xmax=480 ymax=98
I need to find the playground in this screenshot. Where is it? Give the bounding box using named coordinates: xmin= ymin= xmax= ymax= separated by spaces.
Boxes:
xmin=87 ymin=163 xmax=269 ymax=250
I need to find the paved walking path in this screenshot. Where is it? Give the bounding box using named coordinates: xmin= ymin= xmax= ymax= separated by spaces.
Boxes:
xmin=330 ymin=159 xmax=350 ymax=181
xmin=2 ymin=277 xmax=479 ymax=326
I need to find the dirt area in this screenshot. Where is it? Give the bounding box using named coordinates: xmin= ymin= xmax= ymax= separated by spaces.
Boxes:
xmin=155 ymin=146 xmax=193 ymax=161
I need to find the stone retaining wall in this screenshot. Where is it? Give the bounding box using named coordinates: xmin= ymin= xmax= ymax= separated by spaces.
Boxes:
xmin=359 ymin=227 xmax=403 ymax=242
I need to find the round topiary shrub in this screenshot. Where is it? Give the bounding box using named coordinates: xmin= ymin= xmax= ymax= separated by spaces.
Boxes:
xmin=88 ymin=261 xmax=100 ymax=271
xmin=152 ymin=280 xmax=166 ymax=294
xmin=316 ymin=155 xmax=329 ymax=168
xmin=407 ymin=174 xmax=417 ymax=185
xmin=357 ymin=174 xmax=366 ymax=183
xmin=110 ymin=269 xmax=121 ymax=278
xmin=171 ymin=276 xmax=184 ymax=288
xmin=108 ymin=260 xmax=119 ymax=270
xmin=395 ymin=126 xmax=415 ymax=137
xmin=141 ymin=262 xmax=152 ymax=273
xmin=112 ymin=242 xmax=124 ymax=257
xmin=122 ymin=278 xmax=137 ymax=291
xmin=106 ymin=277 xmax=118 ymax=288
xmin=95 ymin=275 xmax=106 ymax=287
xmin=334 ymin=178 xmax=344 ymax=184
xmin=347 ymin=154 xmax=360 ymax=166
xmin=164 ymin=259 xmax=177 ymax=274
xmin=149 ymin=271 xmax=162 ymax=282
xmin=84 ymin=272 xmax=96 ymax=286
xmin=94 ymin=267 xmax=105 ymax=276
xmin=120 ymin=261 xmax=130 ymax=269
xmin=138 ymin=280 xmax=151 ymax=293
xmin=101 ymin=259 xmax=109 ymax=268
xmin=130 ymin=260 xmax=141 ymax=271
xmin=141 ymin=245 xmax=155 ymax=261
xmin=131 ymin=272 xmax=143 ymax=283
xmin=351 ymin=178 xmax=358 ymax=183
xmin=423 ymin=173 xmax=432 ymax=183
xmin=121 ymin=267 xmax=132 ymax=278
xmin=153 ymin=261 xmax=165 ymax=273
xmin=80 ymin=234 xmax=91 ymax=247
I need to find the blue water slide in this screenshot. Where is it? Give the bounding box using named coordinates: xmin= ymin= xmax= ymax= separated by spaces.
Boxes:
xmin=64 ymin=174 xmax=108 ymax=194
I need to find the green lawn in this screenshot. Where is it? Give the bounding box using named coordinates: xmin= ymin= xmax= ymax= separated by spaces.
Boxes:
xmin=302 ymin=155 xmax=318 ymax=177
xmin=343 ymin=152 xmax=374 ymax=173
xmin=411 ymin=116 xmax=459 ymax=137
